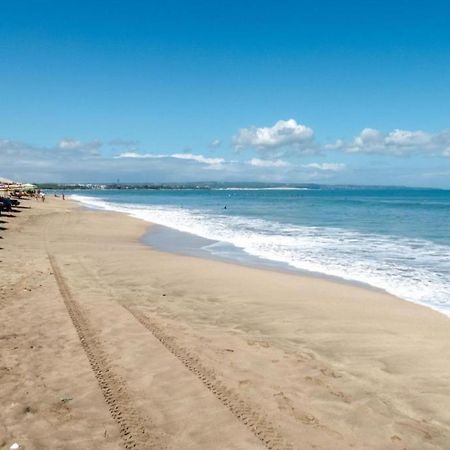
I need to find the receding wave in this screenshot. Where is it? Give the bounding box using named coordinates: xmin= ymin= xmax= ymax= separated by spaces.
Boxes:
xmin=72 ymin=194 xmax=450 ymax=316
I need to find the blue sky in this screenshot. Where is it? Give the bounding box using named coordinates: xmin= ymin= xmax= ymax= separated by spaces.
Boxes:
xmin=1 ymin=0 xmax=450 ymax=186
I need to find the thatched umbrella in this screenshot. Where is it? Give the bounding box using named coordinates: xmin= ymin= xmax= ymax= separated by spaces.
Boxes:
xmin=18 ymin=183 xmax=37 ymax=191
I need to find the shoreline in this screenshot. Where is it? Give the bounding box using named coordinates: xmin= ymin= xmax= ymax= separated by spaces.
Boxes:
xmin=141 ymin=223 xmax=404 ymax=299
xmin=76 ymin=196 xmax=448 ymax=318
xmin=2 ymin=199 xmax=450 ymax=449
xmin=82 ymin=198 xmax=437 ymax=317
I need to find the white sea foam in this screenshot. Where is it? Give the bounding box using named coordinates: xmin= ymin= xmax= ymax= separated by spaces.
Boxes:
xmin=212 ymin=187 xmax=311 ymax=191
xmin=72 ymin=194 xmax=450 ymax=316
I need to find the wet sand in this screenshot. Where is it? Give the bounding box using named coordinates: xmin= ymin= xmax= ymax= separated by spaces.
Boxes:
xmin=1 ymin=199 xmax=450 ymax=450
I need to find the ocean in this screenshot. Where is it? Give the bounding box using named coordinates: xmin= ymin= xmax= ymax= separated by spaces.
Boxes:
xmin=70 ymin=186 xmax=450 ymax=316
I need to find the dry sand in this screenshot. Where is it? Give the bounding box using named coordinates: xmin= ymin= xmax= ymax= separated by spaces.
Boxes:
xmin=1 ymin=198 xmax=450 ymax=450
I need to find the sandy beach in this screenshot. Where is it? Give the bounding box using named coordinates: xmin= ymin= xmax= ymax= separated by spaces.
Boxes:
xmin=1 ymin=198 xmax=450 ymax=450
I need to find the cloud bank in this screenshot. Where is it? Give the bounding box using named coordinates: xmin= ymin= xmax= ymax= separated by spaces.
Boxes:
xmin=328 ymin=128 xmax=450 ymax=156
xmin=1 ymin=119 xmax=450 ymax=187
xmin=235 ymin=119 xmax=450 ymax=158
xmin=115 ymin=152 xmax=225 ymax=166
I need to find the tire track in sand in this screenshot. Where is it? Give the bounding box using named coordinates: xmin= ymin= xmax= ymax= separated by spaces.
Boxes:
xmin=121 ymin=303 xmax=294 ymax=450
xmin=74 ymin=255 xmax=293 ymax=449
xmin=48 ymin=254 xmax=167 ymax=450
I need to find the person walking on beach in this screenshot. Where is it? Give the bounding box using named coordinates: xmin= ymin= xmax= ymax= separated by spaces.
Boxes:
xmin=41 ymin=192 xmax=46 ymax=202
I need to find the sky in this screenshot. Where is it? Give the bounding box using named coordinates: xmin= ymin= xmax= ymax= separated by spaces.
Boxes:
xmin=1 ymin=0 xmax=450 ymax=187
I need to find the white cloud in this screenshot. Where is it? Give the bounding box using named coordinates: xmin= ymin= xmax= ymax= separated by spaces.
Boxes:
xmin=384 ymin=129 xmax=431 ymax=147
xmin=332 ymin=128 xmax=450 ymax=156
xmin=0 ymin=139 xmax=28 ymax=155
xmin=324 ymin=139 xmax=345 ymax=150
xmin=115 ymin=152 xmax=225 ymax=166
xmin=208 ymin=139 xmax=222 ymax=149
xmin=249 ymin=158 xmax=290 ymax=168
xmin=0 ymin=138 xmax=107 ymax=182
xmin=233 ymin=119 xmax=315 ymax=154
xmin=302 ymin=162 xmax=346 ymax=172
xmin=59 ymin=138 xmax=82 ymax=149
xmin=58 ymin=138 xmax=102 ymax=154
xmin=171 ymin=153 xmax=225 ymax=165
xmin=115 ymin=152 xmax=164 ymax=159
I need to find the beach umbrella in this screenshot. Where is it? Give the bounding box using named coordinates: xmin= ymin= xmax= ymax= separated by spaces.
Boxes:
xmin=18 ymin=183 xmax=37 ymax=191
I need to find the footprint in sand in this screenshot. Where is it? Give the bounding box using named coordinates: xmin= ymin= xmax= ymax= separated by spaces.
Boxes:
xmin=390 ymin=435 xmax=402 ymax=442
xmin=297 ymin=413 xmax=320 ymax=425
xmin=320 ymin=367 xmax=342 ymax=378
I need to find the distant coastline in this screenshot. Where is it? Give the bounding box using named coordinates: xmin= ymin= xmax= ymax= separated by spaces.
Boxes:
xmin=36 ymin=181 xmax=448 ymax=191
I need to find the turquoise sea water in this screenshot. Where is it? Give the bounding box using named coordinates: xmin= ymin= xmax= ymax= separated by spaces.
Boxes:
xmin=71 ymin=186 xmax=450 ymax=315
